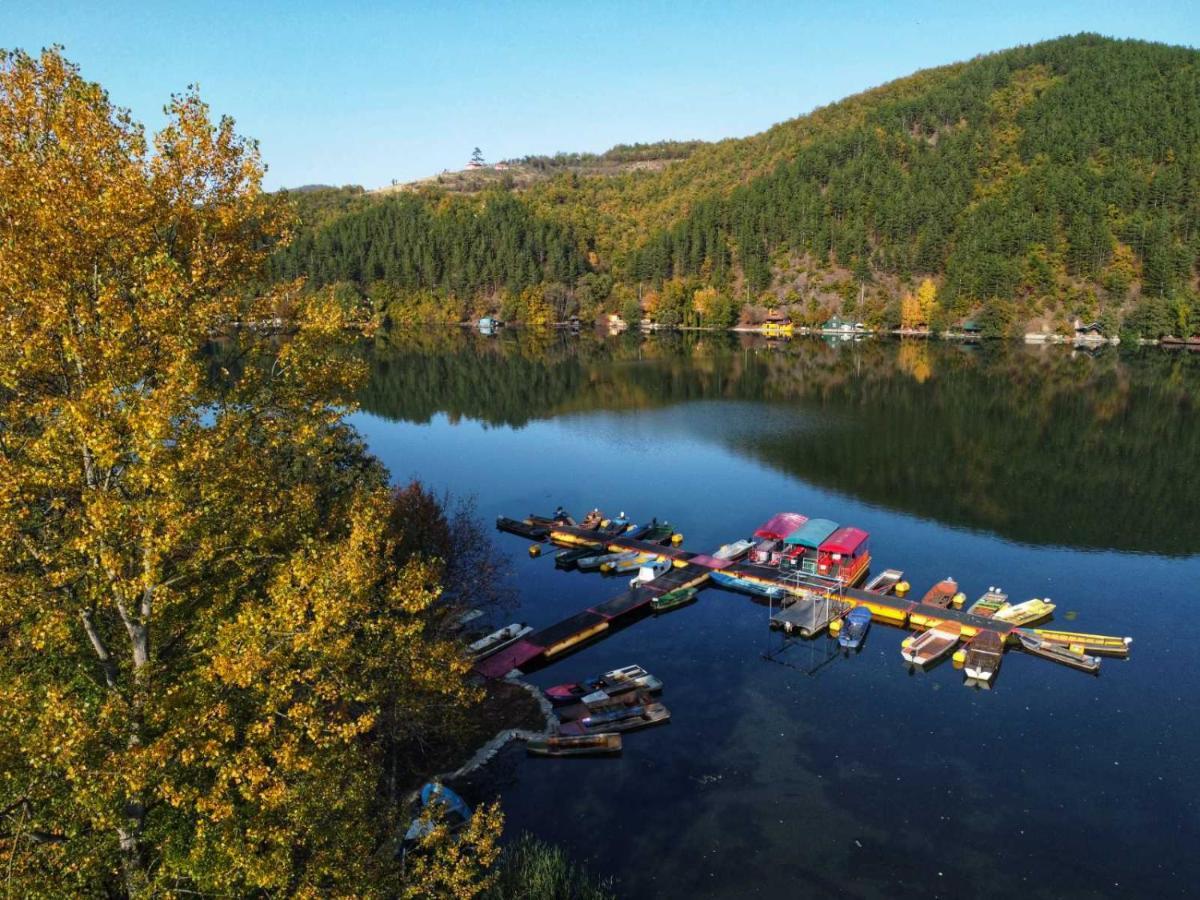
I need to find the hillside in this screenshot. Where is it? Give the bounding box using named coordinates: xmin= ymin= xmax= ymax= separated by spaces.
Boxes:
xmin=271 ymin=35 xmax=1200 ymax=339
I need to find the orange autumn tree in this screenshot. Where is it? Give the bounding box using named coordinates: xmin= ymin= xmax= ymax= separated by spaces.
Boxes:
xmin=0 ymin=48 xmax=497 ymax=897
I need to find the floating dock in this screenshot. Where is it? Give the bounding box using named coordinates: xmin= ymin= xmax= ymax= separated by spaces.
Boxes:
xmin=484 ymin=512 xmax=1132 ymax=683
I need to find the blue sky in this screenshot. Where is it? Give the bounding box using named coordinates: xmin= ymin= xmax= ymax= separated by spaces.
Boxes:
xmin=4 ymin=1 xmax=1197 ymax=190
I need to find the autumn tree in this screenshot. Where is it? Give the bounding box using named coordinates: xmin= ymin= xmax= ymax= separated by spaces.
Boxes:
xmin=0 ymin=48 xmax=495 ymax=897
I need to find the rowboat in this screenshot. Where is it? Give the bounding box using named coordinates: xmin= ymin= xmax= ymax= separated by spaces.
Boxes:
xmin=902 ymin=622 xmax=961 ymax=666
xmin=468 ymin=623 xmax=532 ymax=660
xmin=963 ymin=630 xmax=1004 ymax=682
xmin=577 ymin=550 xmax=639 ymax=571
xmin=714 ymin=539 xmax=755 ymax=561
xmin=558 ymin=702 xmax=671 ymax=735
xmin=992 ymin=598 xmax=1055 ymax=626
xmin=642 ymin=521 xmax=675 ymax=544
xmin=709 ymin=569 xmax=787 ymax=600
xmin=610 ymin=553 xmax=662 ymax=574
xmin=863 ymin=569 xmax=904 ymax=594
xmin=544 ymin=664 xmax=662 ymax=705
xmin=966 ymin=588 xmax=1009 ymax=618
xmin=495 ymin=516 xmax=548 ymax=540
xmin=1017 ymin=631 xmax=1100 ymax=673
xmin=838 ymin=605 xmax=873 ymax=650
xmin=920 ymin=578 xmax=958 ymax=608
xmin=629 ymin=559 xmax=672 ymax=586
xmin=555 ymin=546 xmax=601 ymax=569
xmin=404 ymin=782 xmax=472 ymax=843
xmin=526 ymin=733 xmax=622 ymax=757
xmin=651 ymin=587 xmax=698 ymax=613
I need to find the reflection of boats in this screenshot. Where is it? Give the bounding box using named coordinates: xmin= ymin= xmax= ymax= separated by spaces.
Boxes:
xmin=469 ymin=623 xmax=532 ymax=660
xmin=558 ymin=702 xmax=671 ymax=735
xmin=993 ymin=598 xmax=1055 ymax=626
xmin=966 ymin=588 xmax=1009 ymax=618
xmin=652 ymin=587 xmax=697 ymax=613
xmin=838 ymin=605 xmax=873 ymax=650
xmin=1016 ymin=631 xmax=1099 ymax=673
xmin=544 ymin=664 xmax=662 ymax=705
xmin=526 ymin=733 xmax=622 ymax=757
xmin=902 ymin=622 xmax=961 ymax=666
xmin=920 ymin=578 xmax=958 ymax=608
xmin=404 ymin=782 xmax=472 ymax=843
xmin=963 ymin=630 xmax=1003 ymax=682
xmin=864 ymin=569 xmax=904 ymax=594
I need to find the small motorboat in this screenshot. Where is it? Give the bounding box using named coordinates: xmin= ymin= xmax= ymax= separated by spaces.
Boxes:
xmin=902 ymin=622 xmax=961 ymax=666
xmin=403 ymin=782 xmax=472 ymax=844
xmin=651 ymin=587 xmax=698 ymax=613
xmin=714 ymin=539 xmax=755 ymax=561
xmin=526 ymin=733 xmax=622 ymax=757
xmin=966 ymin=588 xmax=1009 ymax=618
xmin=580 ymin=702 xmax=647 ymax=728
xmin=629 ymin=558 xmax=672 ymax=586
xmin=992 ymin=598 xmax=1055 ymax=626
xmin=863 ymin=569 xmax=904 ymax=595
xmin=495 ymin=516 xmax=548 ymax=540
xmin=642 ymin=521 xmax=675 ymax=544
xmin=555 ymin=546 xmax=602 ymax=569
xmin=577 ymin=550 xmax=639 ymax=572
xmin=544 ymin=664 xmax=662 ymax=705
xmin=838 ymin=605 xmax=873 ymax=650
xmin=1017 ymin=631 xmax=1099 ymax=673
xmin=558 ymin=702 xmax=671 ymax=735
xmin=468 ymin=623 xmax=532 ymax=660
xmin=962 ymin=630 xmax=1004 ymax=682
xmin=556 ymin=689 xmax=653 ymax=723
xmin=919 ymin=578 xmax=958 ymax=608
xmin=610 ymin=553 xmax=661 ymax=574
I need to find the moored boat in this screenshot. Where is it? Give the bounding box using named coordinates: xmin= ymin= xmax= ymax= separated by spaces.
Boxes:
xmin=714 ymin=539 xmax=755 ymax=560
xmin=526 ymin=733 xmax=622 ymax=757
xmin=920 ymin=578 xmax=958 ymax=608
xmin=709 ymin=569 xmax=787 ymax=600
xmin=992 ymin=597 xmax=1055 ymax=626
xmin=651 ymin=587 xmax=698 ymax=613
xmin=577 ymin=549 xmax=639 ymax=571
xmin=1016 ymin=631 xmax=1099 ymax=673
xmin=901 ymin=622 xmax=962 ymax=666
xmin=468 ymin=623 xmax=532 ymax=660
xmin=556 ymin=546 xmax=601 ymax=569
xmin=609 ymin=552 xmax=662 ymax=574
xmin=628 ymin=558 xmax=672 ymax=586
xmin=966 ymin=588 xmax=1009 ymax=618
xmin=558 ymin=701 xmax=671 ymax=735
xmin=963 ymin=630 xmax=1004 ymax=682
xmin=864 ymin=569 xmax=904 ymax=594
xmin=544 ymin=664 xmax=662 ymax=705
xmin=838 ymin=605 xmax=873 ymax=650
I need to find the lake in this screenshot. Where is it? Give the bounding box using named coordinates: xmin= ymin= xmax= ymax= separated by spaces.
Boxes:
xmin=352 ymin=329 xmax=1199 ymax=899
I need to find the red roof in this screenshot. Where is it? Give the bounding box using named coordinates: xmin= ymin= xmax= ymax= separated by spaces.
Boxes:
xmin=819 ymin=526 xmax=869 ymax=556
xmin=753 ymin=512 xmax=807 ymax=541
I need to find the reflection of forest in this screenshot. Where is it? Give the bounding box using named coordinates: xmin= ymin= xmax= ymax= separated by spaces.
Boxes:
xmin=358 ymin=329 xmax=1200 ymax=556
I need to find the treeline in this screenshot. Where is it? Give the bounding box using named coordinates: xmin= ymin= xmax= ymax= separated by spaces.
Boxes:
xmin=506 ymin=139 xmax=704 ymax=171
xmin=274 ymin=35 xmax=1200 ymax=338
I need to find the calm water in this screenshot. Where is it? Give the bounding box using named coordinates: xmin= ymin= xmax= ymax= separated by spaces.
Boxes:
xmin=353 ymin=330 xmax=1200 ymax=899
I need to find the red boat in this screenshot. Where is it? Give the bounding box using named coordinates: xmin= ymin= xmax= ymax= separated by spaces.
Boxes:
xmin=920 ymin=578 xmax=958 ymax=608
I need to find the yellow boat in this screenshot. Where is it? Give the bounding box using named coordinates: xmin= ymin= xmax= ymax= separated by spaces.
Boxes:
xmin=992 ymin=598 xmax=1055 ymax=626
xmin=1027 ymin=628 xmax=1132 ymax=656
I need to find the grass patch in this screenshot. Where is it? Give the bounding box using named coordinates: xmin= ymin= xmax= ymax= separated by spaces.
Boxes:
xmin=485 ymin=834 xmax=615 ymax=900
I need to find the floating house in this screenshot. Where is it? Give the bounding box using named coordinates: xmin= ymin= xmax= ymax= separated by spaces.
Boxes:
xmin=781 ymin=518 xmax=840 ymax=574
xmin=761 ymin=310 xmax=794 ymax=337
xmin=818 ymin=526 xmax=871 ymax=586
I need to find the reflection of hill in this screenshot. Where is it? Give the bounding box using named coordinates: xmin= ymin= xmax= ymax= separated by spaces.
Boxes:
xmin=357 ymin=331 xmax=1200 ymax=555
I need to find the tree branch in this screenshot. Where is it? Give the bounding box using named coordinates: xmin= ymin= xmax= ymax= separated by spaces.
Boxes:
xmin=79 ymin=609 xmax=118 ymax=689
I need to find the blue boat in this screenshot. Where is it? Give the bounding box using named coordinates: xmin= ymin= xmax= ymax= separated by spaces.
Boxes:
xmin=838 ymin=605 xmax=873 ymax=650
xmin=710 ymin=569 xmax=787 ymax=600
xmin=404 ymin=782 xmax=472 ymax=843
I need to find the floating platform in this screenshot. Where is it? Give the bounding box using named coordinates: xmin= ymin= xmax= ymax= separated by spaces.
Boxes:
xmin=769 ymin=595 xmax=854 ymax=637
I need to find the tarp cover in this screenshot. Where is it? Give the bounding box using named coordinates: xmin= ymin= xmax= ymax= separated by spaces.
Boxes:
xmin=753 ymin=512 xmax=807 ymax=540
xmin=820 ymin=526 xmax=869 ymax=556
xmin=785 ymin=518 xmax=839 ymax=549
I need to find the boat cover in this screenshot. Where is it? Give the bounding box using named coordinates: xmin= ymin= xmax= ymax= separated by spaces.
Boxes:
xmin=785 ymin=518 xmax=839 ymax=549
xmin=753 ymin=512 xmax=807 ymax=540
xmin=820 ymin=526 xmax=869 ymax=556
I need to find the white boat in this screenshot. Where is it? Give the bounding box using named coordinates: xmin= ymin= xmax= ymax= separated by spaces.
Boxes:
xmin=469 ymin=623 xmax=532 ymax=660
xmin=901 ymin=622 xmax=961 ymax=666
xmin=629 ymin=559 xmax=672 ymax=587
xmin=714 ymin=539 xmax=755 ymax=561
xmin=992 ymin=598 xmax=1055 ymax=625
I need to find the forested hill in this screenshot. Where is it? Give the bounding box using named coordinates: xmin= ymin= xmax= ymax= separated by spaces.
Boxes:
xmin=271 ymin=35 xmax=1200 ymax=338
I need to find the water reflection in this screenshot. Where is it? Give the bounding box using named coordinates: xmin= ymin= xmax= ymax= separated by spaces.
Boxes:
xmin=357 ymin=330 xmax=1200 ymax=555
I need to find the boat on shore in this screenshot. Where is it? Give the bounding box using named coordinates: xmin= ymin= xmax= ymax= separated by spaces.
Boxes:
xmin=838 ymin=605 xmax=873 ymax=650
xmin=963 ymin=630 xmax=1004 ymax=682
xmin=544 ymin=664 xmax=662 ymax=705
xmin=526 ymin=733 xmax=622 ymax=757
xmin=652 ymin=587 xmax=698 ymax=613
xmin=993 ymin=598 xmax=1055 ymax=626
xmin=403 ymin=782 xmax=472 ymax=844
xmin=902 ymin=622 xmax=962 ymax=666
xmin=920 ymin=578 xmax=958 ymax=608
xmin=469 ymin=623 xmax=532 ymax=660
